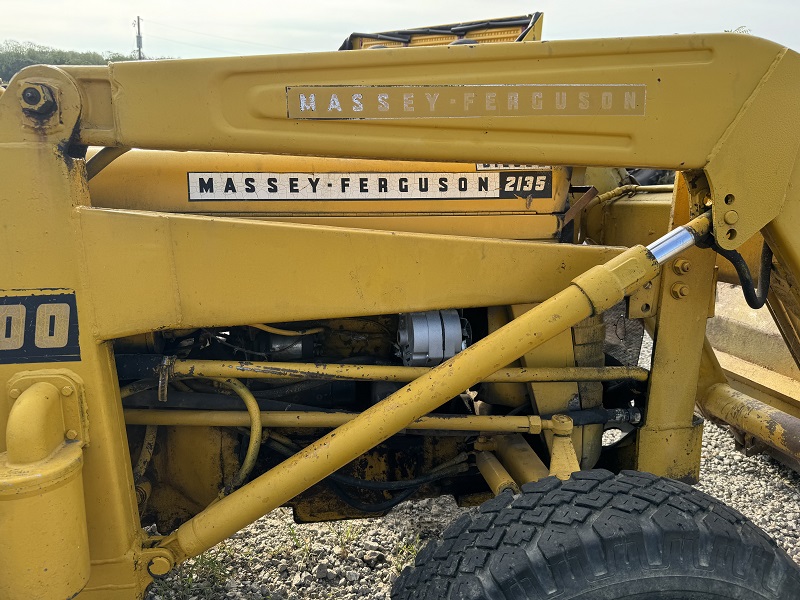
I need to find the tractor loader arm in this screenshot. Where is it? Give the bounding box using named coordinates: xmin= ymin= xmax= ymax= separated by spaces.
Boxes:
xmin=61 ymin=34 xmax=800 ymax=256
xmin=7 ymin=33 xmax=800 ymax=298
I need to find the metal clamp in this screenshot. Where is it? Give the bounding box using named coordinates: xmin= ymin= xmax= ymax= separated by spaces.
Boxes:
xmin=157 ymin=356 xmax=176 ymax=403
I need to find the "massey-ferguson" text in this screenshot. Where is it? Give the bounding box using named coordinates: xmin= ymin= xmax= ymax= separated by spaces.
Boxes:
xmin=188 ymin=171 xmax=552 ymax=201
xmin=286 ymin=84 xmax=645 ymax=119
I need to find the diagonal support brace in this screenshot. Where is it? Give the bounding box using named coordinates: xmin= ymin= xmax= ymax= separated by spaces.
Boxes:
xmin=157 ymin=214 xmax=711 ymax=565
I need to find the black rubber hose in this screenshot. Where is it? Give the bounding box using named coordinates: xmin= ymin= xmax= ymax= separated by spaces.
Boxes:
xmin=715 ymin=240 xmax=773 ymax=309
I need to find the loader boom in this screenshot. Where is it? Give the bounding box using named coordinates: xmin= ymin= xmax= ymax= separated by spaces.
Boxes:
xmin=54 ymin=34 xmax=800 ymax=262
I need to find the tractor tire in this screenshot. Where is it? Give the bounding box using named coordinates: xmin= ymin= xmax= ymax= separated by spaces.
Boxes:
xmin=392 ymin=470 xmax=800 ymax=600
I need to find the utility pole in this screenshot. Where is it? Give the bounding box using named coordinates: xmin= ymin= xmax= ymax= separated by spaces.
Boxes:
xmin=136 ymin=16 xmax=143 ymax=60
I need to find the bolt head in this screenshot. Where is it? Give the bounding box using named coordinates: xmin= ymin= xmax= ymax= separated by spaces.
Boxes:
xmin=672 ymin=258 xmax=691 ymax=275
xmin=671 ymin=283 xmax=690 ymax=299
xmin=65 ymin=429 xmax=79 ymax=440
xmin=22 ymin=87 xmax=41 ymax=105
xmin=148 ymin=556 xmax=173 ymax=577
xmin=550 ymin=414 xmax=573 ymax=435
xmin=8 ymin=388 xmax=21 ymax=399
xmin=61 ymin=385 xmax=74 ymax=396
xmin=723 ymin=210 xmax=739 ymax=225
xmin=18 ymin=83 xmax=56 ymax=116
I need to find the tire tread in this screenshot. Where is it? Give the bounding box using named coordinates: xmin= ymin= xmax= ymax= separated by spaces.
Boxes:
xmin=391 ymin=470 xmax=800 ymax=600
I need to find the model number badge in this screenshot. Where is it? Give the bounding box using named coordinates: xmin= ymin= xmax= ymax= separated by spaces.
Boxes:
xmin=499 ymin=171 xmax=551 ymax=198
xmin=0 ymin=291 xmax=80 ymax=364
xmin=188 ymin=170 xmax=553 ymax=201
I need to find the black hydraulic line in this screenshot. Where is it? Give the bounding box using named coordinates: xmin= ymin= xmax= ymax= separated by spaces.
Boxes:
xmin=122 ymin=388 xmax=344 ymax=412
xmin=514 ymin=13 xmax=543 ymax=42
xmin=714 ymin=240 xmax=773 ymax=309
xmin=250 ymin=380 xmax=329 ymax=399
xmin=268 ymin=435 xmax=460 ymax=511
xmin=540 ymin=406 xmax=642 ymax=427
xmin=327 ymin=479 xmax=419 ymax=513
xmin=264 ymin=438 xmax=467 ymax=491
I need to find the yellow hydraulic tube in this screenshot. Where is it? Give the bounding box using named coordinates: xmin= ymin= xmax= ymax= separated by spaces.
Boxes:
xmin=205 ymin=377 xmax=261 ymax=492
xmin=132 ymin=424 xmax=157 ymax=482
xmin=476 ymin=451 xmax=520 ymax=495
xmin=157 ymin=242 xmax=661 ymax=564
xmin=249 ymin=324 xmax=324 ymax=336
xmin=172 ymin=361 xmax=649 ymax=383
xmin=123 ymin=409 xmax=548 ymax=433
xmin=85 ymin=146 xmax=130 ymax=181
xmin=122 ymin=376 xmax=262 ymax=489
xmin=701 ymin=383 xmax=800 ymax=460
xmin=494 ymin=434 xmax=550 ymax=484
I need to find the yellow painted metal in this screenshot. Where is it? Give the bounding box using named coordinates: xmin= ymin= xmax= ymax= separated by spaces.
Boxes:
xmin=0 ymin=70 xmax=155 ymax=596
xmin=0 ymin=382 xmax=90 ymax=599
xmin=4 ymin=31 xmax=800 ymax=598
xmin=572 ymin=315 xmax=605 ymax=469
xmin=346 ymin=13 xmax=540 ymax=50
xmin=476 ymin=451 xmax=520 ymax=495
xmin=511 ymin=303 xmax=581 ymax=457
xmin=53 ymin=35 xmax=800 ymax=255
xmin=494 ymin=434 xmax=550 ymax=484
xmin=159 ymin=247 xmax=660 ymax=561
xmin=707 ymin=48 xmax=800 ymax=253
xmin=85 ymin=146 xmax=129 ymax=180
xmin=766 ymin=262 xmax=800 ymax=370
xmin=479 ymin=307 xmax=530 ymax=408
xmin=547 ymin=415 xmax=581 ymax=481
xmin=5 ymin=370 xmax=90 ymax=451
xmin=172 ymin=360 xmax=648 ymax=383
xmin=88 ymin=150 xmax=571 ymax=241
xmin=124 ymin=409 xmax=547 ymax=433
xmin=78 ymin=206 xmax=621 ymax=340
xmin=149 ymin=426 xmax=239 ymax=529
xmin=635 ymin=245 xmax=717 ymax=481
xmin=701 ymin=383 xmax=800 ymax=461
xmin=715 ymin=350 xmax=800 ymax=420
xmin=594 ymin=191 xmax=673 ymax=248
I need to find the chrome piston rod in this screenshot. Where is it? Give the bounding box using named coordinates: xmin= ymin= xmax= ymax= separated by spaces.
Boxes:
xmin=647 ymin=211 xmax=712 ymax=264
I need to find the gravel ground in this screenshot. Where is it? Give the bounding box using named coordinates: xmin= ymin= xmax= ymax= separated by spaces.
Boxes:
xmin=146 ymin=421 xmax=800 ymax=600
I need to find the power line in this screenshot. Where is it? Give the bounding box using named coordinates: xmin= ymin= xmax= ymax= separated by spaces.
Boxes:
xmin=144 ymin=19 xmax=299 ymax=52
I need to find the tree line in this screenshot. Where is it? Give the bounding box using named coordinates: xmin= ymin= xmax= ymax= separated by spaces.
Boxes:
xmin=0 ymin=40 xmax=155 ymax=83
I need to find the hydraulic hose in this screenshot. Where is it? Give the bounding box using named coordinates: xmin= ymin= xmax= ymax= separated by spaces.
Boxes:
xmin=132 ymin=424 xmax=158 ymax=483
xmin=119 ymin=376 xmax=262 ymax=495
xmin=714 ymin=240 xmax=773 ymax=309
xmin=207 ymin=377 xmax=262 ymax=495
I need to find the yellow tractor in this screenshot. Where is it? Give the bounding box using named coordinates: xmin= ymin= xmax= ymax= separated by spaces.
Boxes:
xmin=2 ymin=12 xmax=800 ymax=600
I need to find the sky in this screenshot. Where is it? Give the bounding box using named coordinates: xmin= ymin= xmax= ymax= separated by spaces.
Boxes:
xmin=2 ymin=0 xmax=799 ymax=59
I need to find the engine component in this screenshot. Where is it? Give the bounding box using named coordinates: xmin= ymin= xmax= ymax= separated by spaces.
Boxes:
xmin=397 ymin=310 xmax=466 ymax=366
